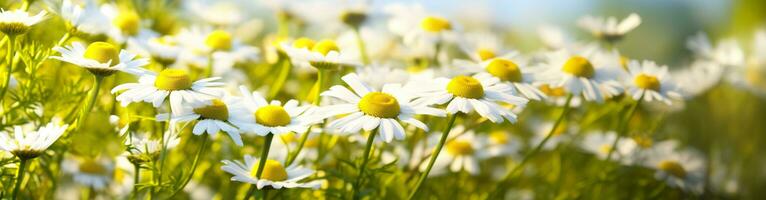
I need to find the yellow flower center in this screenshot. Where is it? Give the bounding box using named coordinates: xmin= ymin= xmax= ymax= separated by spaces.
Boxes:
xmin=539 ymin=84 xmax=566 ymax=97
xmin=154 ymin=69 xmax=193 ymax=90
xmin=562 ymin=56 xmax=595 ymax=78
xmin=476 ymin=48 xmax=496 ymax=61
xmin=250 ymin=159 xmax=288 ymax=181
xmin=486 ymin=58 xmax=523 ymax=82
xmin=446 ymin=140 xmax=474 ymax=155
xmin=113 ymin=11 xmax=141 ymax=35
xmin=78 ymin=160 xmax=108 ymax=175
xmin=358 ymin=92 xmax=400 ymax=118
xmin=304 ymin=137 xmax=320 ymax=148
xmin=0 ymin=22 xmax=30 ymax=36
xmin=255 ymin=105 xmax=291 ymax=127
xmin=489 ymin=131 xmax=509 ymax=144
xmin=634 ymin=73 xmax=661 ymax=91
xmin=620 ymin=56 xmax=630 ymax=70
xmin=420 ymin=16 xmax=451 ymax=33
xmin=632 ymin=136 xmax=653 ymax=148
xmin=84 ymin=42 xmax=121 ymax=65
xmin=206 ymin=30 xmax=233 ymax=51
xmin=447 ymin=75 xmax=484 ymax=99
xmin=598 ymin=144 xmax=613 ymax=154
xmin=658 ymin=160 xmax=687 ymax=178
xmin=293 ymin=37 xmax=316 ymax=49
xmin=340 ymin=11 xmax=367 ymax=28
xmin=745 ymin=66 xmax=766 ymax=88
xmin=193 ymin=99 xmax=229 ymax=121
xmin=311 ymin=40 xmax=339 ymax=56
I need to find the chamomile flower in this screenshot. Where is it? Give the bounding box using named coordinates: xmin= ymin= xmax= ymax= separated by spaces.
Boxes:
xmin=530 ymin=119 xmax=575 ymax=150
xmin=623 ymin=60 xmax=681 ymax=104
xmin=229 ymin=86 xmax=318 ymax=136
xmin=282 ymin=39 xmax=360 ymax=70
xmin=538 ymin=48 xmax=624 ymax=102
xmin=63 ymin=157 xmax=114 ymax=190
xmin=454 ymin=52 xmax=548 ymax=101
xmin=319 ymin=73 xmax=446 ymax=142
xmin=0 ymin=122 xmax=69 ymax=159
xmin=356 ymin=64 xmax=410 ymax=90
xmin=275 ymin=128 xmax=323 ymax=163
xmin=220 ymin=155 xmax=321 ymax=189
xmin=537 ymin=83 xmax=583 ymax=107
xmin=0 ymin=9 xmax=46 ymax=36
xmin=52 ymin=42 xmax=151 ymax=77
xmin=101 ymin=4 xmax=153 ymax=43
xmin=578 ymin=13 xmax=641 ymax=42
xmin=420 ymin=129 xmax=486 ymax=175
xmin=413 ymin=73 xmax=528 ymax=123
xmin=673 ymin=60 xmax=723 ymax=99
xmin=111 ymin=69 xmax=224 ymax=114
xmin=482 ymin=130 xmax=522 ymax=158
xmin=580 ymin=131 xmax=637 ymax=162
xmin=385 ymin=3 xmax=455 ymax=48
xmin=123 ymin=132 xmax=180 ymax=165
xmin=175 ymin=28 xmax=260 ymax=76
xmin=728 ymin=30 xmax=766 ymax=97
xmin=127 ymin=35 xmax=183 ymax=66
xmin=687 ymin=33 xmax=745 ymax=68
xmin=158 ymin=96 xmax=244 ymax=146
xmin=457 ymin=31 xmax=515 ymax=62
xmin=643 ymin=140 xmax=706 ymax=193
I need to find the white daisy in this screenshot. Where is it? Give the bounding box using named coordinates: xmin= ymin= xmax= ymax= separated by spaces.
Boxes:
xmin=454 ymin=52 xmax=548 ymax=101
xmin=100 ymin=4 xmax=153 ymax=43
xmin=623 ymin=60 xmax=681 ymax=104
xmin=229 ymin=86 xmax=318 ymax=136
xmin=0 ymin=122 xmax=68 ymax=159
xmin=673 ymin=60 xmax=723 ymax=99
xmin=420 ymin=130 xmax=486 ymax=176
xmin=356 ymin=64 xmax=410 ymax=90
xmin=412 ymin=73 xmax=528 ymax=123
xmin=157 ymin=95 xmax=244 ymax=146
xmin=728 ymin=30 xmax=766 ymax=97
xmin=52 ymin=42 xmax=150 ymax=76
xmin=176 ymin=28 xmax=260 ymax=76
xmin=578 ymin=13 xmax=641 ymax=42
xmin=63 ymin=157 xmax=114 ymax=190
xmin=538 ymin=47 xmax=624 ymax=102
xmin=482 ymin=130 xmax=522 ymax=158
xmin=687 ymin=32 xmax=745 ymax=68
xmin=642 ymin=140 xmax=706 ymax=193
xmin=456 ymin=31 xmax=515 ymax=62
xmin=529 ymin=120 xmax=574 ymax=150
xmin=319 ymin=73 xmax=446 ymax=142
xmin=0 ymin=9 xmax=46 ymax=36
xmin=220 ymin=155 xmax=321 ymax=189
xmin=127 ymin=34 xmax=184 ymax=66
xmin=580 ymin=131 xmax=637 ymax=162
xmin=122 ymin=131 xmax=180 ymax=165
xmin=282 ymin=38 xmax=360 ymax=71
xmin=537 ymin=83 xmax=584 ymax=107
xmin=384 ymin=3 xmax=455 ymax=48
xmin=111 ymin=69 xmax=224 ymax=114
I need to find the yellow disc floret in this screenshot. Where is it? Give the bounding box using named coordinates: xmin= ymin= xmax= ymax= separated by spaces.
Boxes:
xmin=154 ymin=69 xmax=193 ymax=90
xmin=447 ymin=75 xmax=484 ymax=99
xmin=476 ymin=48 xmax=496 ymax=61
xmin=420 ymin=16 xmax=451 ymax=33
xmin=539 ymin=84 xmax=566 ymax=97
xmin=489 ymin=131 xmax=509 ymax=144
xmin=113 ymin=11 xmax=141 ymax=35
xmin=658 ymin=160 xmax=687 ymax=178
xmin=634 ymin=73 xmax=661 ymax=91
xmin=0 ymin=22 xmax=30 ymax=36
xmin=562 ymin=56 xmax=595 ymax=78
xmin=250 ymin=159 xmax=288 ymax=181
xmin=193 ymin=99 xmax=229 ymax=121
xmin=446 ymin=140 xmax=474 ymax=155
xmin=358 ymin=92 xmax=401 ymax=118
xmin=206 ymin=30 xmax=233 ymax=51
xmin=311 ymin=40 xmax=339 ymax=56
xmin=486 ymin=58 xmax=523 ymax=82
xmin=79 ymin=160 xmax=108 ymax=175
xmin=293 ymin=37 xmax=316 ymax=49
xmin=255 ymin=105 xmax=291 ymax=127
xmin=84 ymin=42 xmax=121 ymax=65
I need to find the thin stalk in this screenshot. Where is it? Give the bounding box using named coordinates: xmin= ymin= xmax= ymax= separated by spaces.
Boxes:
xmin=56 ymin=32 xmax=72 ymax=47
xmin=205 ymin=54 xmax=214 ymax=78
xmin=268 ymin=56 xmax=292 ymax=99
xmin=407 ymin=114 xmax=459 ymax=200
xmin=285 ymin=130 xmax=309 ymax=166
xmin=76 ymin=75 xmax=104 ymax=130
xmin=154 ymin=99 xmax=173 ymax=196
xmin=604 ymin=91 xmax=645 ymax=162
xmin=132 ymin=163 xmax=140 ymax=199
xmin=286 ymin=69 xmax=328 ymax=165
xmin=251 ymin=133 xmax=275 ymax=200
xmin=353 ymin=28 xmax=370 ymax=65
xmin=12 ymin=158 xmax=29 ymax=200
xmin=0 ymin=36 xmax=16 ymax=103
xmin=353 ymin=128 xmax=379 ymax=200
xmin=488 ymin=94 xmax=574 ymax=199
xmin=169 ymin=133 xmax=210 ymax=198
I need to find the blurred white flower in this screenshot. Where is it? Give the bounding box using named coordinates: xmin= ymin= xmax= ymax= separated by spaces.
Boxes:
xmin=0 ymin=9 xmax=46 ymax=36
xmin=578 ymin=13 xmax=641 ymax=42
xmin=52 ymin=42 xmax=151 ymax=76
xmin=157 ymin=95 xmax=243 ymax=146
xmin=623 ymin=60 xmax=681 ymax=104
xmin=642 ymin=140 xmax=706 ymax=193
xmin=63 ymin=157 xmax=114 ymax=190
xmin=0 ymin=122 xmax=69 ymax=159
xmin=420 ymin=128 xmax=487 ymax=176
xmin=220 ymin=155 xmax=322 ymax=189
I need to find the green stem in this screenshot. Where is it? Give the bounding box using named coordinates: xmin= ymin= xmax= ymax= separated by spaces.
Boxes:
xmin=12 ymin=158 xmax=29 ymax=200
xmin=287 ymin=69 xmax=329 ymax=165
xmin=432 ymin=41 xmax=442 ymax=66
xmin=0 ymin=36 xmax=16 ymax=104
xmin=604 ymin=91 xmax=645 ymax=162
xmin=76 ymin=75 xmax=104 ymax=130
xmin=268 ymin=56 xmax=292 ymax=99
xmin=353 ymin=28 xmax=370 ymax=65
xmin=250 ymin=133 xmax=275 ymax=200
xmin=277 ymin=11 xmax=290 ymax=37
xmin=488 ymin=94 xmax=574 ymax=199
xmin=407 ymin=114 xmax=458 ymax=200
xmin=169 ymin=133 xmax=210 ymax=198
xmin=353 ymin=128 xmax=379 ymax=200
xmin=56 ymin=32 xmax=72 ymax=47
xmin=205 ymin=54 xmax=214 ymax=78
xmin=244 ymin=185 xmax=257 ymax=200
xmin=155 ymin=99 xmax=173 ymax=196
xmin=286 ymin=130 xmax=309 ymax=166
xmin=132 ymin=163 xmax=140 ymax=199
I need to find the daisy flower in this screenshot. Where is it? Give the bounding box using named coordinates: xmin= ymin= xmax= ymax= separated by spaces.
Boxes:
xmin=111 ymin=69 xmax=224 ymax=114
xmin=623 ymin=60 xmax=681 ymax=104
xmin=282 ymin=38 xmax=360 ymax=71
xmin=482 ymin=130 xmax=522 ymax=158
xmin=356 ymin=64 xmax=410 ymax=90
xmin=319 ymin=73 xmax=446 ymax=142
xmin=158 ymin=95 xmax=244 ymax=146
xmin=122 ymin=131 xmax=180 ymax=165
xmin=456 ymin=31 xmax=515 ymax=62
xmin=412 ymin=73 xmax=528 ymax=123
xmin=0 ymin=9 xmax=46 ymax=36
xmin=100 ymin=4 xmax=154 ymax=43
xmin=580 ymin=131 xmax=637 ymax=162
xmin=0 ymin=122 xmax=68 ymax=159
xmin=52 ymin=42 xmax=150 ymax=77
xmin=728 ymin=30 xmax=766 ymax=97
xmin=642 ymin=140 xmax=706 ymax=193
xmin=673 ymin=60 xmax=723 ymax=99
xmin=175 ymin=28 xmax=260 ymax=76
xmin=538 ymin=83 xmax=583 ymax=107
xmin=578 ymin=13 xmax=641 ymax=42
xmin=220 ymin=155 xmax=321 ymax=189
xmin=229 ymin=86 xmax=318 ymax=136
xmin=454 ymin=52 xmax=548 ymax=101
xmin=420 ymin=129 xmax=486 ymax=176
xmin=127 ymin=34 xmax=184 ymax=66
xmin=384 ymin=3 xmax=455 ymax=48
xmin=538 ymin=47 xmax=624 ymax=102
xmin=63 ymin=157 xmax=114 ymax=190
xmin=529 ymin=119 xmax=576 ymax=150
xmin=687 ymin=32 xmax=745 ymax=68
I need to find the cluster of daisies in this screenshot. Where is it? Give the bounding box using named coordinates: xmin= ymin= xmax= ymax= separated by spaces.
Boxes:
xmin=0 ymin=0 xmax=761 ymax=199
